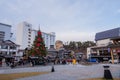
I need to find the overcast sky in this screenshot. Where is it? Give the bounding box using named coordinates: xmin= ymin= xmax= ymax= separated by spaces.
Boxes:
xmin=0 ymin=0 xmax=120 ymax=42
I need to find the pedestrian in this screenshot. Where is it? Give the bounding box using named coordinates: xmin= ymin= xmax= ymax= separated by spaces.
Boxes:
xmin=10 ymin=58 xmax=15 ymax=68
xmin=72 ymin=58 xmax=76 ymax=65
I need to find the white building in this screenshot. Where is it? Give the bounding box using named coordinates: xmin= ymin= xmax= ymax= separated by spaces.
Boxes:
xmin=16 ymin=22 xmax=32 ymax=49
xmin=0 ymin=23 xmax=12 ymax=41
xmin=0 ymin=40 xmax=20 ymax=56
xmin=16 ymin=22 xmax=56 ymax=49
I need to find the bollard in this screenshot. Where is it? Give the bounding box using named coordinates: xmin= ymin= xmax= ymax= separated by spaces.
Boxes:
xmin=103 ymin=65 xmax=113 ymax=80
xmin=51 ymin=65 xmax=55 ymax=72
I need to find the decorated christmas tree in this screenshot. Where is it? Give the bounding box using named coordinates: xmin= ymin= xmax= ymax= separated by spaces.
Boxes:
xmin=28 ymin=28 xmax=47 ymax=57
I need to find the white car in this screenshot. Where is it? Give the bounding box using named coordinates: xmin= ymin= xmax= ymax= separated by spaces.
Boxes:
xmin=108 ymin=59 xmax=119 ymax=64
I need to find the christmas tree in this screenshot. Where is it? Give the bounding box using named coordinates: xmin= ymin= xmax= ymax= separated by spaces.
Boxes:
xmin=28 ymin=28 xmax=47 ymax=57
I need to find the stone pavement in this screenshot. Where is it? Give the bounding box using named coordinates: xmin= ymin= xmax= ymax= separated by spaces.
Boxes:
xmin=0 ymin=64 xmax=120 ymax=80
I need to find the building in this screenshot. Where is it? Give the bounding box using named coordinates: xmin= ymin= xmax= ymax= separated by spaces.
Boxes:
xmin=87 ymin=27 xmax=120 ymax=62
xmin=0 ymin=23 xmax=20 ymax=57
xmin=95 ymin=27 xmax=120 ymax=46
xmin=47 ymin=45 xmax=58 ymax=57
xmin=0 ymin=40 xmax=20 ymax=56
xmin=0 ymin=23 xmax=12 ymax=41
xmin=16 ymin=22 xmax=32 ymax=49
xmin=16 ymin=22 xmax=56 ymax=49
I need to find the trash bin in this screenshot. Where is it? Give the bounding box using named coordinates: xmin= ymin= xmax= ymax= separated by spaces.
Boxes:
xmin=103 ymin=65 xmax=113 ymax=80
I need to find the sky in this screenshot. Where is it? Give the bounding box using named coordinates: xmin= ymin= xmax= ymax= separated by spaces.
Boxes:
xmin=0 ymin=0 xmax=120 ymax=42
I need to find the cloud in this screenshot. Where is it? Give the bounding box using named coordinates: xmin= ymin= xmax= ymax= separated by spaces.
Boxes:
xmin=0 ymin=0 xmax=100 ymax=42
xmin=1 ymin=0 xmax=120 ymax=42
xmin=117 ymin=9 xmax=120 ymax=14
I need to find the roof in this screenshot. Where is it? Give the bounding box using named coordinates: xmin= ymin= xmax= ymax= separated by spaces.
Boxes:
xmin=47 ymin=47 xmax=58 ymax=52
xmin=0 ymin=40 xmax=20 ymax=46
xmin=0 ymin=23 xmax=11 ymax=27
xmin=95 ymin=27 xmax=120 ymax=41
xmin=47 ymin=48 xmax=58 ymax=52
xmin=107 ymin=43 xmax=120 ymax=48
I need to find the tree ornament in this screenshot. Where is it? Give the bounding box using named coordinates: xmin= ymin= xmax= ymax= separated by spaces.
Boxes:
xmin=37 ymin=38 xmax=41 ymax=42
xmin=36 ymin=43 xmax=40 ymax=47
xmin=38 ymin=31 xmax=41 ymax=35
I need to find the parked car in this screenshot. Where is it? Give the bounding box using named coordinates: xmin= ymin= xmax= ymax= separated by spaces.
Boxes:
xmin=108 ymin=59 xmax=119 ymax=64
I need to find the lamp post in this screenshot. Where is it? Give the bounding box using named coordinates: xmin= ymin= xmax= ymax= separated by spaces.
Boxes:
xmin=108 ymin=47 xmax=114 ymax=64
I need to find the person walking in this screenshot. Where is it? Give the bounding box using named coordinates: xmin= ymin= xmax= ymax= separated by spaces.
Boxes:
xmin=72 ymin=58 xmax=76 ymax=65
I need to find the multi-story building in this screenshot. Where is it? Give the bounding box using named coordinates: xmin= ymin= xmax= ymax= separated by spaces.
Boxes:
xmin=0 ymin=23 xmax=12 ymax=41
xmin=16 ymin=22 xmax=32 ymax=49
xmin=87 ymin=27 xmax=120 ymax=62
xmin=16 ymin=22 xmax=56 ymax=49
xmin=0 ymin=23 xmax=20 ymax=57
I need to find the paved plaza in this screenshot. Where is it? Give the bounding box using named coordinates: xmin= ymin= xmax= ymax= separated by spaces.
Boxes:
xmin=0 ymin=64 xmax=120 ymax=80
